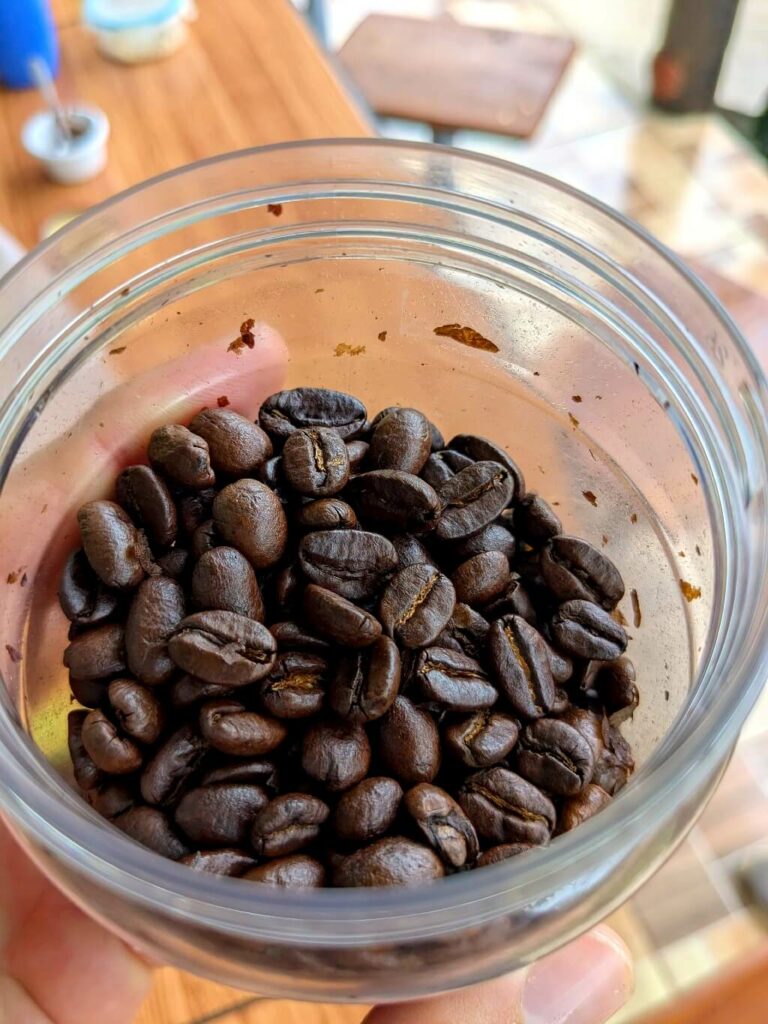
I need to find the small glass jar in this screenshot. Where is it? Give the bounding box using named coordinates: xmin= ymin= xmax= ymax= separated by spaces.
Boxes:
xmin=83 ymin=0 xmax=195 ymax=64
xmin=0 ymin=140 xmax=766 ymax=1003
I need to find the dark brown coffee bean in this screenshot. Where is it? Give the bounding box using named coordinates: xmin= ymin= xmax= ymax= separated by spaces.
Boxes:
xmin=459 ymin=767 xmax=555 ymax=845
xmin=257 ymin=454 xmax=285 ymax=490
xmin=513 ymin=493 xmax=561 ymax=544
xmin=273 ymin=562 xmax=301 ymax=616
xmin=282 ymin=427 xmax=350 ymax=497
xmin=449 ymin=522 xmax=516 ymax=563
xmin=390 ymin=533 xmax=436 ymax=569
xmin=77 ymin=501 xmax=145 ymax=589
xmin=87 ymin=781 xmax=135 ymax=818
xmin=379 ymin=564 xmax=455 ymax=648
xmin=516 ymin=718 xmax=596 ymax=796
xmin=346 ymin=440 xmax=369 ymax=473
xmin=64 ymin=623 xmax=126 ymax=680
xmin=191 ymin=519 xmax=218 ymax=559
xmin=295 ymin=498 xmax=357 ymax=531
xmin=346 ymin=471 xmax=442 ymax=533
xmin=299 ymin=529 xmax=398 ymax=601
xmin=69 ymin=676 xmax=108 ymax=708
xmin=179 ymin=849 xmax=257 ymax=876
xmin=157 ymin=547 xmax=190 ymax=579
xmin=59 ymin=549 xmax=119 ymax=626
xmin=116 ymin=465 xmax=177 ymax=548
xmin=435 ymin=462 xmax=515 ymax=541
xmin=420 ymin=450 xmax=474 ymax=487
xmin=108 ymin=678 xmax=164 ymax=744
xmin=213 ymin=479 xmax=288 ymax=569
xmin=483 ymin=575 xmax=537 ymax=624
xmin=302 ymin=719 xmax=371 ymax=792
xmin=591 ymin=723 xmax=634 ymax=795
xmin=557 ymin=707 xmax=606 ymax=764
xmin=170 ymin=674 xmax=234 ymax=711
xmin=558 ymin=783 xmax=612 ymax=833
xmin=140 ymin=724 xmax=208 ymax=806
xmin=477 ymin=843 xmax=536 ymax=866
xmin=550 ymin=600 xmax=628 ymax=660
xmin=414 ymin=647 xmax=497 ymax=710
xmin=125 ymin=576 xmax=185 ymax=685
xmin=259 ymin=387 xmax=367 ymax=442
xmin=191 ymin=546 xmax=264 ymax=621
xmin=200 ymin=699 xmax=287 ymax=755
xmin=333 ymin=836 xmax=444 ymax=887
xmin=435 ymin=603 xmax=489 ymax=660
xmin=404 ymin=783 xmax=479 ymax=868
xmin=68 ymin=710 xmax=102 ymax=791
xmin=446 ymin=434 xmax=525 ymax=501
xmin=175 ymin=783 xmax=269 ymax=845
xmin=189 ymin=408 xmax=273 ymax=476
xmin=115 ymin=806 xmax=190 ymax=859
xmin=541 ymin=634 xmax=573 ymax=684
xmin=368 ymin=408 xmax=432 ymax=475
xmin=540 ymin=536 xmax=624 ymax=610
xmin=169 ymin=610 xmax=277 ymax=685
xmin=201 ymin=758 xmax=279 ymax=789
xmin=332 ymin=777 xmax=403 ymax=843
xmin=451 ymin=551 xmax=509 ymax=606
xmin=594 ymin=657 xmax=639 ymax=724
xmin=178 ymin=488 xmax=216 ymax=537
xmin=81 ymin=709 xmax=143 ymax=774
xmin=552 ymin=688 xmax=570 ymax=714
xmin=378 ymin=696 xmax=440 ymax=785
xmin=148 ymin=424 xmax=215 ymax=489
xmin=329 ymin=635 xmax=400 ymax=723
xmin=303 ymin=584 xmax=382 ymax=647
xmin=261 ymin=652 xmax=327 ymax=718
xmin=244 ymin=854 xmax=326 ymax=887
xmin=251 ymin=793 xmax=330 ymax=857
xmin=268 ymin=621 xmax=331 ymax=655
xmin=488 ymin=615 xmax=556 ymax=719
xmin=445 ymin=710 xmax=519 ymax=768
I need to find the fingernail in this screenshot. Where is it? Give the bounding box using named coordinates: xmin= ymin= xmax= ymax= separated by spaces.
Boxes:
xmin=523 ymin=926 xmax=634 ymax=1024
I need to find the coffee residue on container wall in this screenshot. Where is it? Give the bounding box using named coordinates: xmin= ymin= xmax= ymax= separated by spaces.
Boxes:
xmin=680 ymin=580 xmax=702 ymax=602
xmin=631 ymin=588 xmax=641 ymax=628
xmin=433 ymin=323 xmax=499 ymax=353
xmin=228 ymin=318 xmax=256 ymax=354
xmin=582 ymin=490 xmax=597 ymax=507
xmin=334 ymin=343 xmax=366 ymax=357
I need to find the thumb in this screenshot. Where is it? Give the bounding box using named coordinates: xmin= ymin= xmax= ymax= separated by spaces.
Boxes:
xmin=363 ymin=926 xmax=633 ymax=1024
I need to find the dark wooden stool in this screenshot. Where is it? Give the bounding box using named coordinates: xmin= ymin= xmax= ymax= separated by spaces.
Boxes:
xmin=338 ymin=13 xmax=575 ymax=143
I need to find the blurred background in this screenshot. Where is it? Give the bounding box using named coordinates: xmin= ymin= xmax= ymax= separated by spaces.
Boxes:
xmin=1 ymin=1 xmax=767 ymax=1022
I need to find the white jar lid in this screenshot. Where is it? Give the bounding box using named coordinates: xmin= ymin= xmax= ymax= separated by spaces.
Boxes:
xmin=84 ymin=0 xmax=186 ymax=30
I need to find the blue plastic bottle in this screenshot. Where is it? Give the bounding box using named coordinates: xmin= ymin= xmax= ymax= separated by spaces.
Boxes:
xmin=0 ymin=0 xmax=59 ymax=88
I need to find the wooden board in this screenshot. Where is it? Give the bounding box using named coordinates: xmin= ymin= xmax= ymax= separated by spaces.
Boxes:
xmin=339 ymin=13 xmax=575 ymax=137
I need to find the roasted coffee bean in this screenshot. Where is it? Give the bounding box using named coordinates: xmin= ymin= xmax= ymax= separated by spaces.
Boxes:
xmin=404 ymin=783 xmax=479 ymax=868
xmin=69 ymin=675 xmax=107 ymax=708
xmin=513 ymin=493 xmax=561 ymax=545
xmin=368 ymin=408 xmax=432 ymax=475
xmin=201 ymin=758 xmax=279 ymax=789
xmin=191 ymin=546 xmax=264 ymax=620
xmin=178 ymin=488 xmax=216 ymax=537
xmin=108 ymin=678 xmax=164 ymax=744
xmin=68 ymin=710 xmax=102 ymax=791
xmin=179 ymin=849 xmax=257 ymax=876
xmin=346 ymin=440 xmax=369 ymax=473
xmin=259 ymin=387 xmax=367 ymax=442
xmin=189 ymin=408 xmax=273 ymax=476
xmin=420 ymin=450 xmax=474 ymax=488
xmin=333 ymin=836 xmax=444 ymax=887
xmin=169 ymin=610 xmax=276 ymax=685
xmin=64 ymin=623 xmax=126 ymax=680
xmin=125 ymin=576 xmax=185 ymax=685
xmin=140 ymin=724 xmax=208 ymax=806
xmin=483 ymin=575 xmax=537 ymax=624
xmin=157 ymin=548 xmax=190 ymax=579
xmin=257 ymin=455 xmax=285 ymax=491
xmin=540 ymin=536 xmax=624 ymax=610
xmin=200 ymin=699 xmax=287 ymax=755
xmin=251 ymin=793 xmax=330 ymax=857
xmin=445 ymin=710 xmax=519 ymax=768
xmin=435 ymin=603 xmax=489 ymax=660
xmin=273 ymin=562 xmax=301 ymax=615
xmin=378 ymin=696 xmax=440 ymax=785
xmin=429 ymin=420 xmax=445 ymax=451
xmin=488 ymin=615 xmax=555 ymax=719
xmin=477 ymin=843 xmax=536 ymax=866
xmin=170 ymin=674 xmax=234 ymax=711
xmin=191 ymin=519 xmax=218 ymax=559
xmin=446 ymin=434 xmax=525 ymax=501
xmin=77 ymin=501 xmax=146 ymax=589
xmin=459 ymin=767 xmax=555 ymax=845
xmin=451 ymin=551 xmax=509 ymax=606
xmin=550 ymin=600 xmax=628 ymax=660
xmin=148 ymin=424 xmax=215 ymax=489
xmin=87 ymin=782 xmax=135 ymax=818
xmin=244 ymin=854 xmax=326 ymax=887
xmin=558 ymin=783 xmax=612 ymax=833
xmin=295 ymin=498 xmax=357 ymax=531
xmin=379 ymin=564 xmax=455 ymax=648
xmin=81 ymin=709 xmax=143 ymax=774
xmin=558 ymin=706 xmax=606 ymax=764
xmin=435 ymin=462 xmax=515 ymax=541
xmin=449 ymin=522 xmax=516 ymax=563
xmin=552 ymin=688 xmax=570 ymax=714
xmin=332 ymin=777 xmax=403 ymax=843
xmin=541 ymin=634 xmax=573 ymax=684
xmin=115 ymin=806 xmax=189 ymax=859
xmin=282 ymin=427 xmax=350 ymax=497
xmin=346 ymin=470 xmax=442 ymax=533
xmin=268 ymin=621 xmax=331 ymax=655
xmin=516 ymin=718 xmax=596 ymax=796
xmin=593 ymin=657 xmax=639 ymax=724
xmin=390 ymin=533 xmax=436 ymax=569
xmin=303 ymin=584 xmax=382 ymax=647
xmin=329 ymin=635 xmax=400 ymax=722
xmin=59 ymin=549 xmax=119 ymax=626
xmin=213 ymin=479 xmax=287 ymax=569
xmin=175 ymin=783 xmax=269 ymax=846
xmin=414 ymin=647 xmax=497 ymax=711
xmin=116 ymin=465 xmax=177 ymax=548
xmin=592 ymin=723 xmax=634 ymax=795
xmin=299 ymin=529 xmax=398 ymax=601
xmin=261 ymin=652 xmax=327 ymax=718
xmin=302 ymin=719 xmax=371 ymax=792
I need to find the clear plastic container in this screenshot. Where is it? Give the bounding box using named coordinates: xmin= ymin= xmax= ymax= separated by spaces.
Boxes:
xmin=84 ymin=0 xmax=194 ymax=63
xmin=1 ymin=140 xmax=767 ymax=1003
